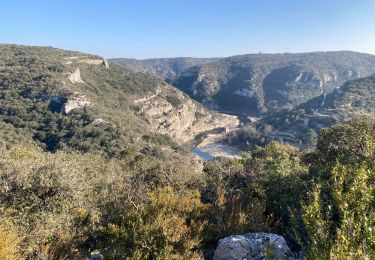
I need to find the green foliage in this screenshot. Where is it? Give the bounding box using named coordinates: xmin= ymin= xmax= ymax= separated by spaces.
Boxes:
xmin=1 ymin=118 xmax=374 ymax=258
xmin=223 ymin=125 xmax=271 ymax=150
xmin=143 ymin=132 xmax=177 ymax=147
xmin=1 ymin=43 xmax=374 ymax=259
xmin=172 ymin=51 xmax=375 ymax=115
xmin=0 ymin=144 xmax=203 ymax=258
xmin=301 ymin=117 xmax=375 ymax=259
xmin=201 ymin=142 xmax=308 ymax=243
xmin=96 ymin=187 xmax=205 ymax=259
xmin=166 ymin=94 xmax=182 ymax=107
xmin=111 ymin=57 xmax=220 ymax=81
xmin=248 ymin=142 xmax=308 ymax=239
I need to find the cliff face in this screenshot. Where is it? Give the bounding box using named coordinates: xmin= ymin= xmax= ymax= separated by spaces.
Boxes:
xmin=131 ymin=85 xmax=239 ymax=144
xmin=0 ymin=44 xmax=236 ymax=160
xmin=61 ymin=92 xmax=90 ymax=114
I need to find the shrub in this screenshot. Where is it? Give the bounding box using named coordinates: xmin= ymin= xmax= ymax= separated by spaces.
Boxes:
xmin=166 ymin=95 xmax=182 ymax=107
xmin=97 ymin=187 xmax=206 ymax=259
xmin=0 ymin=224 xmax=21 ymax=259
xmin=301 ymin=118 xmax=375 ymax=258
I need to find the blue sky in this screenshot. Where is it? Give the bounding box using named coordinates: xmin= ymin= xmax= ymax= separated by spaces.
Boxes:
xmin=1 ymin=0 xmax=375 ymax=58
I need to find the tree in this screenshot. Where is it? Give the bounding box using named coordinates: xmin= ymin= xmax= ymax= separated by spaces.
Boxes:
xmin=302 ymin=117 xmax=375 ymax=259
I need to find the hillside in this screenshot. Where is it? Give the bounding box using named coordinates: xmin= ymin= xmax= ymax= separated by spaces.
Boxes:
xmin=110 ymin=57 xmax=220 ymax=81
xmin=225 ymin=74 xmax=375 ymax=150
xmin=171 ymin=51 xmax=375 ymax=115
xmin=0 ymin=44 xmax=374 ymax=259
xmin=0 ymin=44 xmax=234 ymax=154
xmin=301 ymin=73 xmax=375 ymax=114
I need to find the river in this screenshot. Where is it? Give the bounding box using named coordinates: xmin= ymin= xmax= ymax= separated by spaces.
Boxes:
xmin=192 ymin=113 xmax=242 ymax=160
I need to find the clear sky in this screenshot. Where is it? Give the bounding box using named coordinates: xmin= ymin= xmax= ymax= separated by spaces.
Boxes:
xmin=1 ymin=0 xmax=375 ymax=58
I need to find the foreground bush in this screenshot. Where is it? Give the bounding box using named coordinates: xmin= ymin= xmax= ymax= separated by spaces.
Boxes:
xmin=202 ymin=142 xmax=307 ymax=244
xmin=97 ymin=187 xmax=206 ymax=259
xmin=302 ymin=117 xmax=375 ymax=258
xmin=0 ymin=224 xmax=21 ymax=259
xmin=0 ymin=117 xmax=374 ymax=259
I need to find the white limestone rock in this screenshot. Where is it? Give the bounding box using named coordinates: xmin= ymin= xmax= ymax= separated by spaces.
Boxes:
xmin=213 ymin=233 xmax=293 ymax=260
xmin=61 ymin=93 xmax=90 ymax=114
xmin=68 ymin=68 xmax=84 ymax=84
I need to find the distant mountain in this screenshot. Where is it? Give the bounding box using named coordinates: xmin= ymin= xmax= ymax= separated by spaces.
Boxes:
xmin=2 ymin=46 xmax=374 ymax=153
xmin=247 ymin=73 xmax=375 ymax=149
xmin=110 ymin=57 xmax=221 ymax=81
xmin=171 ymin=51 xmax=375 ymax=115
xmin=301 ymin=73 xmax=375 ymax=114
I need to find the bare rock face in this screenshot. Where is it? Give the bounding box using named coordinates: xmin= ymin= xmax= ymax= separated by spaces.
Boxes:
xmin=133 ymin=85 xmax=239 ymax=144
xmin=102 ymin=58 xmax=109 ymax=68
xmin=89 ymin=250 xmax=103 ymax=260
xmin=63 ymin=56 xmax=109 ymax=68
xmin=61 ymin=92 xmax=90 ymax=114
xmin=68 ymin=68 xmax=84 ymax=84
xmin=92 ymin=118 xmax=108 ymax=126
xmin=213 ymin=233 xmax=292 ymax=260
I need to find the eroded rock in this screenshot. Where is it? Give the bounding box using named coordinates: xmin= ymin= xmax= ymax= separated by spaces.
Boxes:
xmin=213 ymin=233 xmax=292 ymax=260
xmin=61 ymin=92 xmax=90 ymax=114
xmin=92 ymin=118 xmax=108 ymax=126
xmin=89 ymin=250 xmax=103 ymax=260
xmin=103 ymin=58 xmax=109 ymax=68
xmin=134 ymin=85 xmax=239 ymax=144
xmin=68 ymin=68 xmax=84 ymax=83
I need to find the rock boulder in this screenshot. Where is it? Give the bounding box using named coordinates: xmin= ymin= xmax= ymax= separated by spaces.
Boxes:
xmin=213 ymin=233 xmax=293 ymax=260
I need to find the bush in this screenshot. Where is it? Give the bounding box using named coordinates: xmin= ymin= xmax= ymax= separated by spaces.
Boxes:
xmin=0 ymin=224 xmax=21 ymax=259
xmin=301 ymin=118 xmax=375 ymax=258
xmin=166 ymin=95 xmax=182 ymax=107
xmin=96 ymin=187 xmax=206 ymax=259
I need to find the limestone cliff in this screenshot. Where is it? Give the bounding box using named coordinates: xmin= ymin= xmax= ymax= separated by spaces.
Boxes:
xmin=132 ymin=85 xmax=239 ymax=144
xmin=68 ymin=68 xmax=84 ymax=83
xmin=61 ymin=92 xmax=90 ymax=114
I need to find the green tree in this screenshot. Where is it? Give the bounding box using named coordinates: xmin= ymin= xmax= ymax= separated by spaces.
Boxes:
xmin=302 ymin=117 xmax=375 ymax=259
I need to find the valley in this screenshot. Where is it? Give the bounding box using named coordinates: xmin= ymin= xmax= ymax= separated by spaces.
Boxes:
xmin=113 ymin=51 xmax=375 ymax=152
xmin=2 ymin=1 xmax=375 ymax=258
xmin=1 ymin=44 xmax=374 ymax=259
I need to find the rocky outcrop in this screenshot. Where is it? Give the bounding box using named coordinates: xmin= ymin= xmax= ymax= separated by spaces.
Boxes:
xmin=133 ymin=85 xmax=239 ymax=144
xmin=79 ymin=59 xmax=106 ymax=66
xmin=102 ymin=59 xmax=109 ymax=68
xmin=63 ymin=56 xmax=109 ymax=68
xmin=213 ymin=233 xmax=294 ymax=260
xmin=68 ymin=68 xmax=84 ymax=83
xmin=89 ymin=250 xmax=103 ymax=260
xmin=61 ymin=92 xmax=90 ymax=114
xmin=92 ymin=118 xmax=108 ymax=126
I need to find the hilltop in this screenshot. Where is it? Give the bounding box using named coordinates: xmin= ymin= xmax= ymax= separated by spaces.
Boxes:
xmin=112 ymin=51 xmax=375 ymax=150
xmin=168 ymin=51 xmax=375 ymax=115
xmin=110 ymin=57 xmax=220 ymax=82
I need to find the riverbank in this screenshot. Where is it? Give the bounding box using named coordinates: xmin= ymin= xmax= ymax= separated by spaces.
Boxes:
xmin=194 ymin=113 xmax=242 ymax=159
